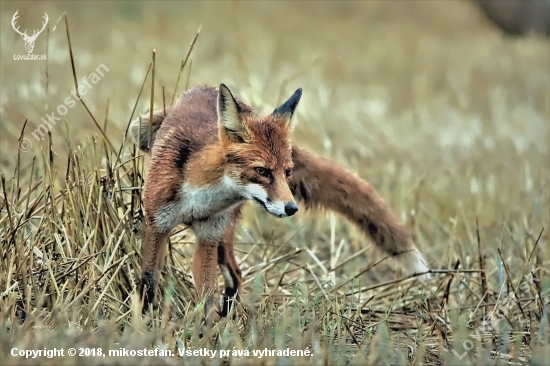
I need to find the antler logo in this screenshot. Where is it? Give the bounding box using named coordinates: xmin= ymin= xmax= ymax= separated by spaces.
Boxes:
xmin=11 ymin=11 xmax=48 ymax=54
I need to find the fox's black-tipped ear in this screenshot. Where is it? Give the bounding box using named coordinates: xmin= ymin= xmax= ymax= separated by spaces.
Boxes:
xmin=273 ymin=88 xmax=302 ymax=130
xmin=217 ymin=83 xmax=248 ymax=143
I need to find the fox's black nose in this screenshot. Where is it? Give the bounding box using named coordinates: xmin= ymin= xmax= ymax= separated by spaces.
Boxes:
xmin=284 ymin=202 xmax=298 ymax=216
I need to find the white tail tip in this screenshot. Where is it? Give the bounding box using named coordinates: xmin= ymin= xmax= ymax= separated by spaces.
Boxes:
xmin=395 ymin=248 xmax=432 ymax=281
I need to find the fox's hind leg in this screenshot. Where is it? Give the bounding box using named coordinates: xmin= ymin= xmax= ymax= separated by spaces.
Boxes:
xmin=216 ymin=205 xmax=244 ymax=317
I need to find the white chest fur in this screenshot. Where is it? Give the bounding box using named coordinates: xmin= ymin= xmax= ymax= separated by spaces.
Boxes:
xmin=154 ymin=175 xmax=245 ymax=240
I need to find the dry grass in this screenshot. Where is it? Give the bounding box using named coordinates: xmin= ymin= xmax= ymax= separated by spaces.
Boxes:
xmin=1 ymin=1 xmax=549 ymax=365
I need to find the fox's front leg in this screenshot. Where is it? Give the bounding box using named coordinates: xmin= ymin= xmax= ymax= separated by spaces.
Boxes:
xmin=139 ymin=158 xmax=178 ymax=312
xmin=192 ymin=238 xmax=219 ymax=324
xmin=139 ymin=223 xmax=170 ymax=311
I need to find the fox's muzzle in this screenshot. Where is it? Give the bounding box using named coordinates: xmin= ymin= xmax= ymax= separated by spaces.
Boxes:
xmin=256 ymin=198 xmax=298 ymax=218
xmin=245 ymin=183 xmax=298 ymax=218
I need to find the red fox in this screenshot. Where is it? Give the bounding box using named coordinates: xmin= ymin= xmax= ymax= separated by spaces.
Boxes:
xmin=130 ymin=84 xmax=430 ymax=318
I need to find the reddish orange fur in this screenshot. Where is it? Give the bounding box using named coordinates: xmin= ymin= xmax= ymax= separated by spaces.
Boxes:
xmin=131 ymin=84 xmax=430 ymax=320
xmin=290 ymin=146 xmax=413 ymax=256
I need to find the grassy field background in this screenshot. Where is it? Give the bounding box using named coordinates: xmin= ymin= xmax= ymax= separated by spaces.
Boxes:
xmin=0 ymin=1 xmax=549 ymax=365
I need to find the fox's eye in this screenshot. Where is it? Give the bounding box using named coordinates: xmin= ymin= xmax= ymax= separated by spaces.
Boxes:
xmin=285 ymin=168 xmax=292 ymax=178
xmin=254 ymin=167 xmax=271 ymax=178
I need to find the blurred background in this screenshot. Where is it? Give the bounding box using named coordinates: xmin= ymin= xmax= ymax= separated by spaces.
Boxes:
xmin=0 ymin=0 xmax=548 ymax=278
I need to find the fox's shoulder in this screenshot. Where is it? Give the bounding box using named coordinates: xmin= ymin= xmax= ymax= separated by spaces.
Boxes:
xmin=136 ymin=84 xmax=259 ymax=158
xmin=156 ymin=85 xmax=219 ymax=141
xmin=162 ymin=85 xmax=255 ymax=133
xmin=170 ymin=85 xmax=219 ymax=118
xmin=176 ymin=85 xmax=219 ymax=106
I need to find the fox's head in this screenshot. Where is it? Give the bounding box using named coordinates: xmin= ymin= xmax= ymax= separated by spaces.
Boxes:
xmin=217 ymin=83 xmax=302 ymax=218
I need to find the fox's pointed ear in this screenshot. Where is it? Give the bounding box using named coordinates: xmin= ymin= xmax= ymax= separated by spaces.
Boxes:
xmin=272 ymin=88 xmax=302 ymax=130
xmin=218 ymin=83 xmax=248 ymax=143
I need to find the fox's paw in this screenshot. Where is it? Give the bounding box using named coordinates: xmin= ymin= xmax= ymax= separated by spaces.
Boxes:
xmin=139 ymin=270 xmax=157 ymax=314
xmin=218 ymin=294 xmax=237 ymax=318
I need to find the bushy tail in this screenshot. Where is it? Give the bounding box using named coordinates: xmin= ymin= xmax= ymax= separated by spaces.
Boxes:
xmin=290 ymin=146 xmax=431 ymax=279
xmin=129 ymin=109 xmax=168 ymax=153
